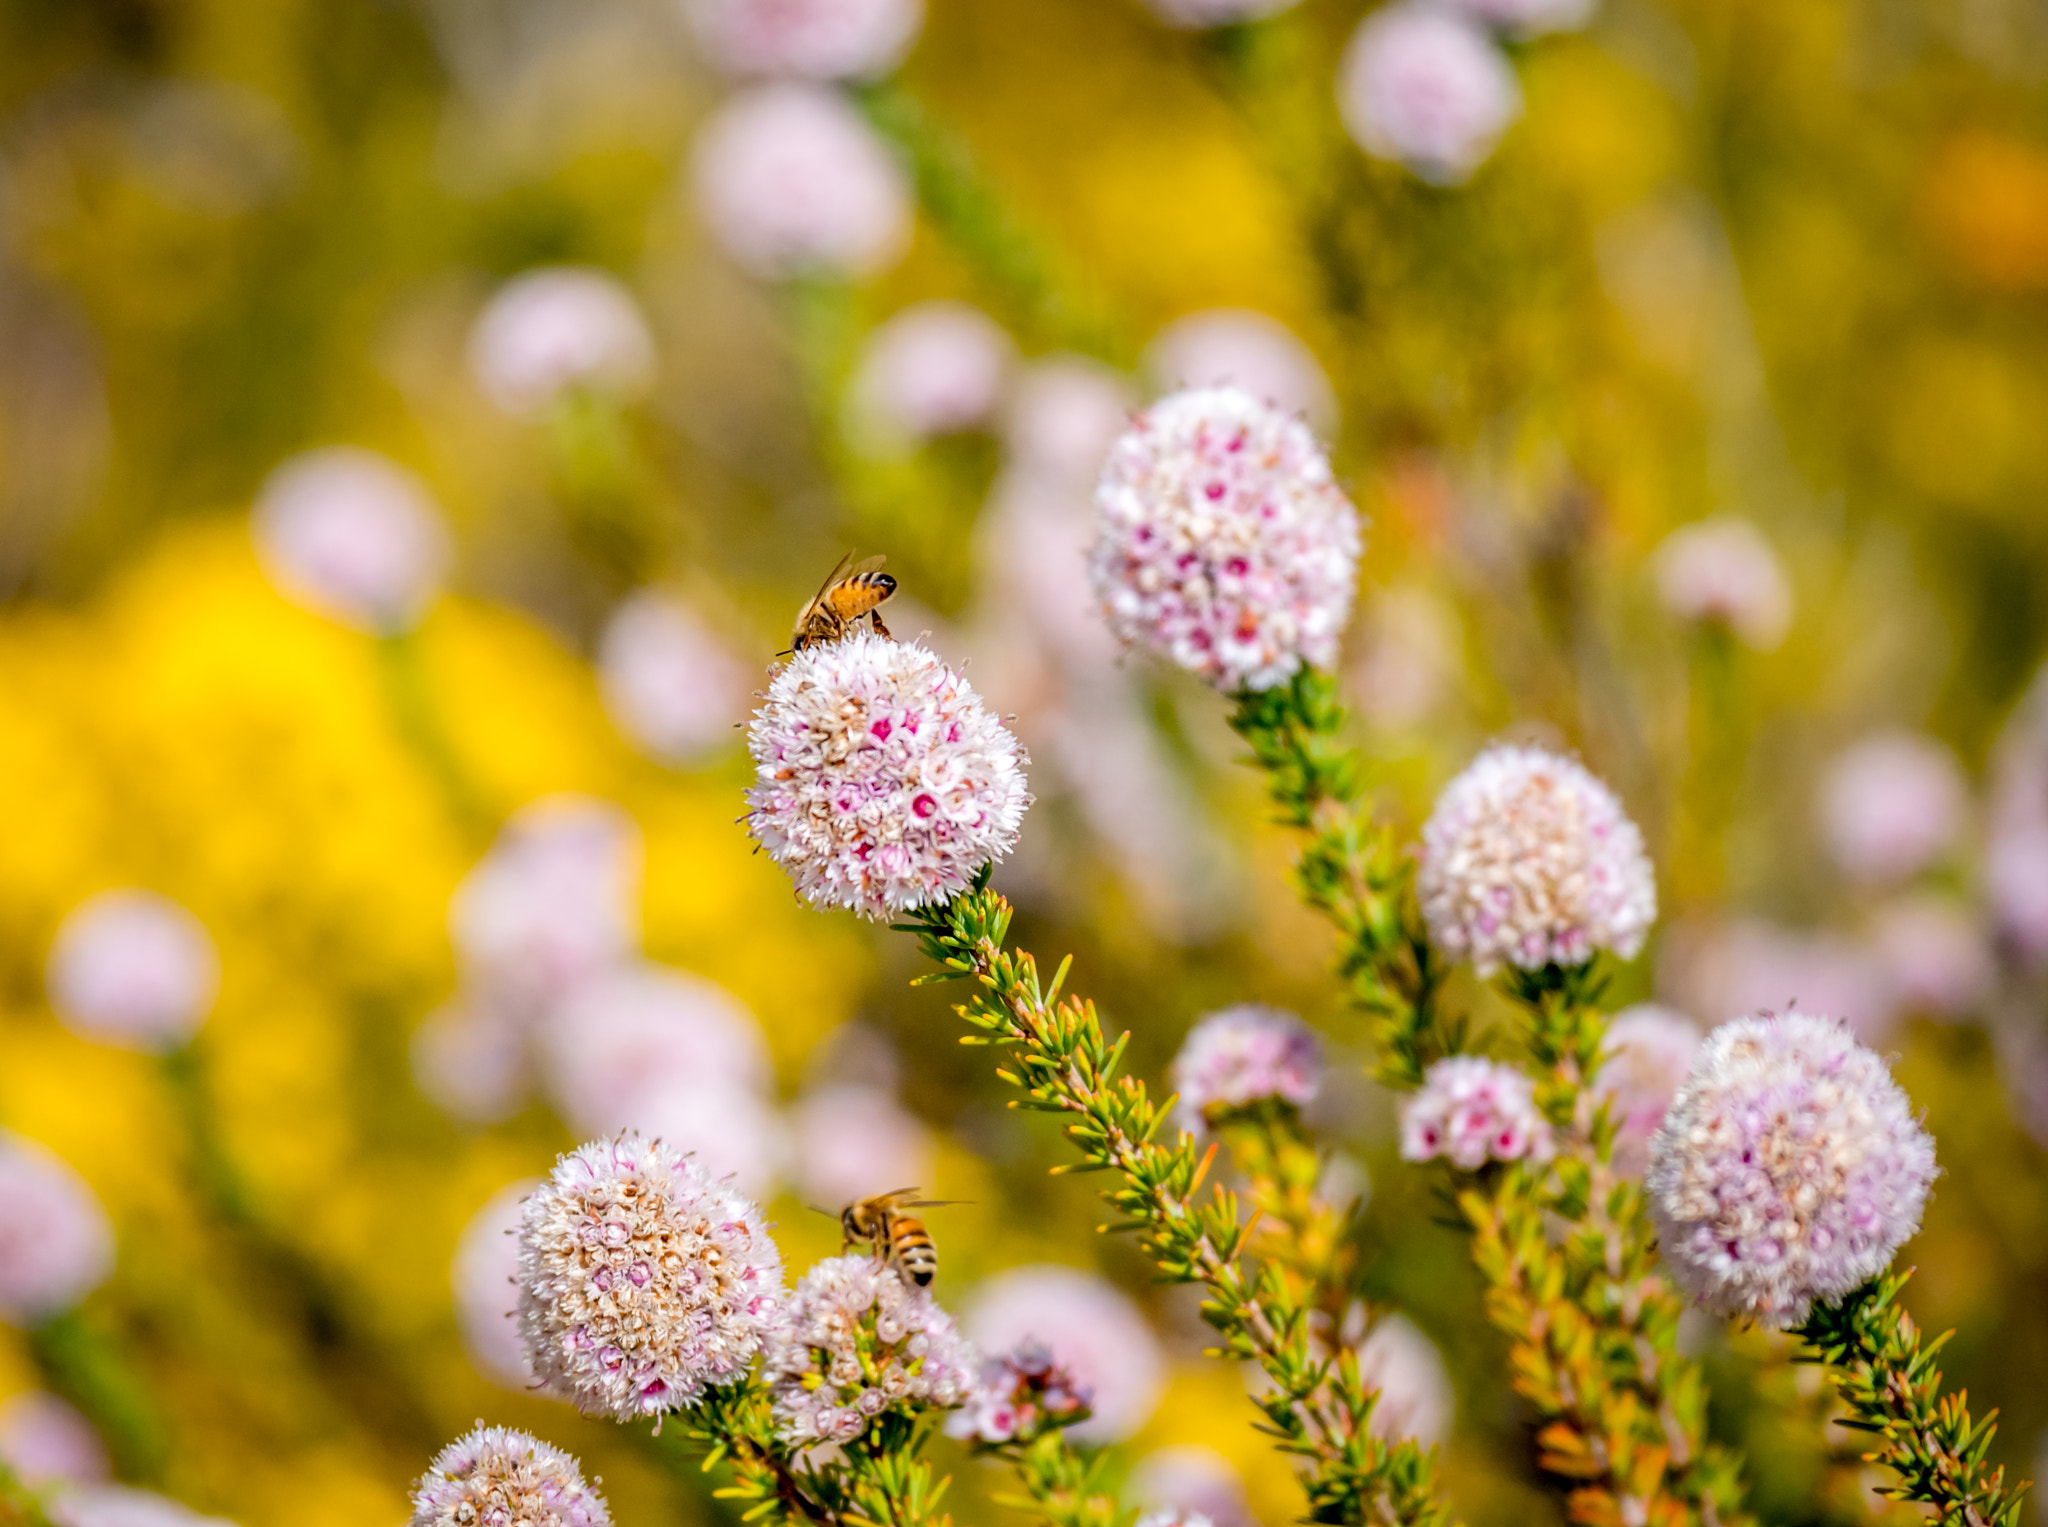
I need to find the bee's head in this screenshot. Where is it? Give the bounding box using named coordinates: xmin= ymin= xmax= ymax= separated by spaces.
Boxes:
xmin=839 ymin=1202 xmax=863 ymax=1238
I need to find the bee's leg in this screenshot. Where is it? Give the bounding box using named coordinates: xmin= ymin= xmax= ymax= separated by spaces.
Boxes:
xmin=868 ymin=610 xmax=893 ymax=639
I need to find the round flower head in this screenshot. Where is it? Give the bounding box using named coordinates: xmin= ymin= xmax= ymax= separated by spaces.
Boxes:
xmin=1442 ymin=0 xmax=1594 ymax=36
xmin=1820 ymin=731 xmax=1967 ymax=887
xmin=1004 ymin=356 xmax=1136 ymax=485
xmin=1337 ymin=5 xmax=1520 ymax=186
xmin=0 ymin=1133 xmax=114 ymax=1321
xmin=962 ymin=1265 xmax=1164 ymax=1443
xmin=518 ymin=1132 xmax=784 ymax=1420
xmin=692 ymin=84 xmax=911 ymax=280
xmin=599 ymin=591 xmax=752 ymax=766
xmin=683 ymin=0 xmax=923 ymax=79
xmin=1416 ymin=745 xmax=1657 ymax=977
xmin=1356 ymin=1313 xmax=1453 ymax=1444
xmin=253 ymin=446 xmax=450 ymax=632
xmin=1644 ymin=1012 xmax=1937 ymax=1329
xmin=1169 ymin=1005 xmax=1321 ymax=1134
xmin=47 ymin=890 xmax=218 ymax=1049
xmin=852 ymin=301 xmax=1014 ymax=448
xmin=1145 ymin=309 xmax=1335 ymax=433
xmin=744 ymin=631 xmax=1030 ymax=920
xmin=47 ymin=1488 xmax=234 ymax=1527
xmin=1651 ymin=517 xmax=1792 ymax=650
xmin=1593 ymin=1004 xmax=1701 ymax=1176
xmin=408 ymin=1426 xmax=610 ymax=1527
xmin=945 ymin=1339 xmax=1093 ymax=1445
xmin=469 ymin=266 xmax=656 ymax=420
xmin=1400 ymin=1056 xmax=1552 ymax=1169
xmin=1140 ymin=0 xmax=1300 ymax=27
xmin=454 ymin=1180 xmax=541 ymax=1391
xmin=765 ymin=1254 xmax=979 ymax=1445
xmin=0 ymin=1392 xmax=108 ymax=1488
xmin=1868 ymin=896 xmax=1993 ymax=1021
xmin=1089 ymin=386 xmax=1362 ymax=693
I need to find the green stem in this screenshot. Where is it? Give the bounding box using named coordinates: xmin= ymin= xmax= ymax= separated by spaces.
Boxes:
xmin=26 ymin=1310 xmax=167 ymax=1485
xmin=991 ymin=1432 xmax=1119 ymax=1527
xmin=375 ymin=627 xmax=490 ymax=843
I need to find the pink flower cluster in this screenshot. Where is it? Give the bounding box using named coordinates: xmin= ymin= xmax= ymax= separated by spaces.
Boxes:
xmin=765 ymin=1254 xmax=979 ymax=1445
xmin=598 ymin=591 xmax=753 ymax=767
xmin=682 ymin=0 xmax=923 ymax=80
xmin=1337 ymin=7 xmax=1521 ymax=186
xmin=852 ymin=301 xmax=1015 ymax=448
xmin=1416 ymin=745 xmax=1657 ymax=977
xmin=745 ymin=632 xmax=1030 ymax=920
xmin=1090 ymin=386 xmax=1362 ymax=693
xmin=1645 ymin=1013 xmax=1936 ymax=1328
xmin=945 ymin=1340 xmax=1094 ymax=1445
xmin=1592 ymin=1004 xmax=1702 ymax=1176
xmin=517 ymin=1133 xmax=785 ymax=1420
xmin=1819 ymin=730 xmax=1967 ymax=887
xmin=408 ymin=1426 xmax=610 ymax=1527
xmin=1168 ymin=1005 xmax=1321 ymax=1134
xmin=960 ymin=1265 xmax=1163 ymax=1443
xmin=1399 ymin=1056 xmax=1553 ymax=1169
xmin=252 ymin=446 xmax=449 ymax=633
xmin=468 ymin=266 xmax=655 ymax=419
xmin=46 ymin=890 xmax=218 ymax=1050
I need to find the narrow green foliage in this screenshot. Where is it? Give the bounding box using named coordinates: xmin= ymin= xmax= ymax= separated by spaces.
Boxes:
xmin=1794 ymin=1274 xmax=2033 ymax=1527
xmin=681 ymin=1382 xmax=843 ymax=1526
xmin=971 ymin=1424 xmax=1121 ymax=1527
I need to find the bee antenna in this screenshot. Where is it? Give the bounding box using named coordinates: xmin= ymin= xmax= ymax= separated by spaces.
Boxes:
xmin=808 ymin=1203 xmax=839 ymax=1219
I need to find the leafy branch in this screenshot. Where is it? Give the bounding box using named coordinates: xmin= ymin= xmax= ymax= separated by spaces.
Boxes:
xmin=683 ymin=1382 xmax=844 ymax=1527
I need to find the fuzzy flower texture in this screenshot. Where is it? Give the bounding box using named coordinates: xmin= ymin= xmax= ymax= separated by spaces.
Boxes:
xmin=517 ymin=1133 xmax=784 ymax=1421
xmin=1170 ymin=1005 xmax=1320 ymax=1135
xmin=1401 ymin=1056 xmax=1553 ymax=1169
xmin=409 ymin=1426 xmax=611 ymax=1527
xmin=746 ymin=631 xmax=1029 ymax=920
xmin=765 ymin=1254 xmax=978 ymax=1445
xmin=1646 ymin=1013 xmax=1937 ymax=1329
xmin=1417 ymin=744 xmax=1657 ymax=977
xmin=1091 ymin=386 xmax=1362 ymax=693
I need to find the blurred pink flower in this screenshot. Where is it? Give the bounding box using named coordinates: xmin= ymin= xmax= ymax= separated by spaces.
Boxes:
xmin=962 ymin=1266 xmax=1164 ymax=1443
xmin=1170 ymin=1005 xmax=1321 ymax=1134
xmin=1348 ymin=585 xmax=1460 ymax=730
xmin=1661 ymin=918 xmax=1898 ymax=1042
xmin=0 ymin=1133 xmax=114 ymax=1322
xmin=1145 ymin=309 xmax=1334 ymax=432
xmin=603 ymin=1081 xmax=786 ymax=1199
xmin=49 ymin=1488 xmax=234 ymax=1527
xmin=1400 ymin=1056 xmax=1552 ymax=1169
xmin=1988 ymin=826 xmax=2048 ymax=969
xmin=692 ymin=84 xmax=912 ymax=279
xmin=468 ymin=266 xmax=656 ymax=419
xmin=450 ymin=796 xmax=642 ymax=1018
xmin=539 ymin=961 xmax=772 ymax=1112
xmin=979 ymin=472 xmax=1121 ymax=674
xmin=1139 ymin=0 xmax=1301 ymax=26
xmin=1002 ymin=357 xmax=1136 ymax=486
xmin=598 ymin=592 xmax=751 ymax=765
xmin=1128 ymin=1447 xmax=1252 ymax=1527
xmin=1820 ymin=731 xmax=1967 ymax=887
xmin=1337 ymin=6 xmax=1520 ymax=186
xmin=1593 ymin=1004 xmax=1701 ymax=1175
xmin=1443 ymin=0 xmax=1594 ymax=36
xmin=682 ymin=0 xmax=923 ymax=80
xmin=0 ymin=1392 xmax=108 ymax=1488
xmin=453 ymin=1179 xmax=542 ymax=1391
xmin=789 ymin=1085 xmax=932 ymax=1208
xmin=1868 ymin=896 xmax=1994 ymax=1020
xmin=851 ymin=301 xmax=1014 ymax=447
xmin=410 ymin=999 xmax=529 ymax=1124
xmin=1357 ymin=1313 xmax=1454 ymax=1444
xmin=1651 ymin=517 xmax=1792 ymax=650
xmin=46 ymin=890 xmax=217 ymax=1050
xmin=252 ymin=446 xmax=449 ymax=633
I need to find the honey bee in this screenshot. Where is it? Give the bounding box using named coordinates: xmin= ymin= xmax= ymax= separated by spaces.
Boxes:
xmin=840 ymin=1188 xmax=954 ymax=1287
xmin=791 ymin=552 xmax=897 ymax=653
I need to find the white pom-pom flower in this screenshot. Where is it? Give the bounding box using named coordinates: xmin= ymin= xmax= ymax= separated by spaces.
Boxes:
xmin=517 ymin=1133 xmax=785 ymax=1420
xmin=252 ymin=446 xmax=450 ymax=633
xmin=47 ymin=890 xmax=218 ymax=1050
xmin=1399 ymin=1056 xmax=1553 ymax=1169
xmin=852 ymin=301 xmax=1014 ymax=447
xmin=745 ymin=631 xmax=1029 ymax=920
xmin=1337 ymin=5 xmax=1521 ymax=186
xmin=0 ymin=1133 xmax=114 ymax=1322
xmin=1819 ymin=730 xmax=1967 ymax=888
xmin=1417 ymin=745 xmax=1657 ymax=977
xmin=1089 ymin=386 xmax=1362 ymax=693
xmin=1356 ymin=1313 xmax=1454 ymax=1444
xmin=468 ymin=266 xmax=656 ymax=420
xmin=683 ymin=0 xmax=923 ymax=80
xmin=1169 ymin=1005 xmax=1321 ymax=1134
xmin=408 ymin=1426 xmax=610 ymax=1527
xmin=598 ymin=591 xmax=752 ymax=766
xmin=1645 ymin=1012 xmax=1937 ymax=1329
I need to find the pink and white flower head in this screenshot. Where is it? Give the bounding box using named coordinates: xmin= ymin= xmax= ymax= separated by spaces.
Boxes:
xmin=1645 ymin=1013 xmax=1936 ymax=1329
xmin=517 ymin=1133 xmax=784 ymax=1420
xmin=450 ymin=796 xmax=642 ymax=1017
xmin=1145 ymin=310 xmax=1335 ymax=433
xmin=410 ymin=999 xmax=530 ymax=1124
xmin=1651 ymin=517 xmax=1792 ymax=650
xmin=1004 ymin=357 xmax=1137 ymax=485
xmin=789 ymin=1085 xmax=933 ymax=1209
xmin=851 ymin=302 xmax=1014 ymax=448
xmin=1400 ymin=1056 xmax=1553 ymax=1169
xmin=765 ymin=1254 xmax=979 ymax=1445
xmin=1127 ymin=1448 xmax=1251 ymax=1527
xmin=692 ymin=84 xmax=911 ymax=280
xmin=408 ymin=1426 xmax=610 ymax=1527
xmin=48 ymin=1488 xmax=235 ymax=1527
xmin=1868 ymin=897 xmax=1994 ymax=1021
xmin=1089 ymin=386 xmax=1363 ymax=692
xmin=745 ymin=632 xmax=1030 ymax=920
xmin=1337 ymin=6 xmax=1521 ymax=186
xmin=946 ymin=1340 xmax=1094 ymax=1445
xmin=1356 ymin=1314 xmax=1454 ymax=1444
xmin=1139 ymin=0 xmax=1301 ymax=27
xmin=1169 ymin=1005 xmax=1321 ymax=1134
xmin=1820 ymin=731 xmax=1967 ymax=887
xmin=683 ymin=0 xmax=923 ymax=79
xmin=598 ymin=591 xmax=752 ymax=766
xmin=253 ymin=446 xmax=450 ymax=633
xmin=1593 ymin=1004 xmax=1701 ymax=1176
xmin=47 ymin=890 xmax=218 ymax=1050
xmin=1989 ymin=826 xmax=2048 ymax=969
xmin=0 ymin=1133 xmax=114 ymax=1321
xmin=961 ymin=1265 xmax=1164 ymax=1443
xmin=1417 ymin=745 xmax=1657 ymax=977
xmin=453 ymin=1180 xmax=542 ymax=1391
xmin=468 ymin=267 xmax=656 ymax=420
xmin=0 ymin=1393 xmax=108 ymax=1488
xmin=1442 ymin=0 xmax=1594 ymax=37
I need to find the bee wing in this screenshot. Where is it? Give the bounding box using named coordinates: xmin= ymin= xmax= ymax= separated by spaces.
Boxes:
xmin=846 ymin=553 xmax=887 ymax=579
xmin=897 ymin=1198 xmax=970 ymax=1209
xmin=808 ymin=551 xmax=856 ymax=605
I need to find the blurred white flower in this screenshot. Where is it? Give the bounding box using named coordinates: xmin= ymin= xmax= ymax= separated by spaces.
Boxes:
xmin=1661 ymin=918 xmax=1897 ymax=1042
xmin=1002 ymin=357 xmax=1136 ymax=487
xmin=1819 ymin=731 xmax=1967 ymax=887
xmin=598 ymin=592 xmax=751 ymax=765
xmin=0 ymin=1133 xmax=114 ymax=1323
xmin=788 ymin=1085 xmax=932 ymax=1208
xmin=1592 ymin=1004 xmax=1701 ymax=1175
xmin=46 ymin=890 xmax=218 ymax=1050
xmin=1138 ymin=0 xmax=1302 ymax=27
xmin=1357 ymin=1313 xmax=1454 ymax=1444
xmin=1128 ymin=1447 xmax=1252 ymax=1527
xmin=693 ymin=84 xmax=912 ymax=279
xmin=410 ymin=999 xmax=530 ymax=1124
xmin=252 ymin=446 xmax=450 ymax=633
xmin=1145 ymin=309 xmax=1334 ymax=433
xmin=979 ymin=471 xmax=1121 ymax=675
xmin=962 ymin=1265 xmax=1164 ymax=1443
xmin=49 ymin=1487 xmax=235 ymax=1527
xmin=605 ymin=1082 xmax=786 ymax=1199
xmin=682 ymin=0 xmax=923 ymax=80
xmin=452 ymin=1179 xmax=542 ymax=1391
xmin=1442 ymin=0 xmax=1594 ymax=37
xmin=1337 ymin=5 xmax=1520 ymax=186
xmin=468 ymin=266 xmax=656 ymax=419
xmin=851 ymin=301 xmax=1014 ymax=448
xmin=0 ymin=1392 xmax=108 ymax=1489
xmin=1651 ymin=517 xmax=1792 ymax=650
xmin=1868 ymin=896 xmax=1994 ymax=1020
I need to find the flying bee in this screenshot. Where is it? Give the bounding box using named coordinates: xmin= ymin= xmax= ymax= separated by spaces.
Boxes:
xmin=791 ymin=552 xmax=897 ymax=653
xmin=840 ymin=1188 xmax=956 ymax=1287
